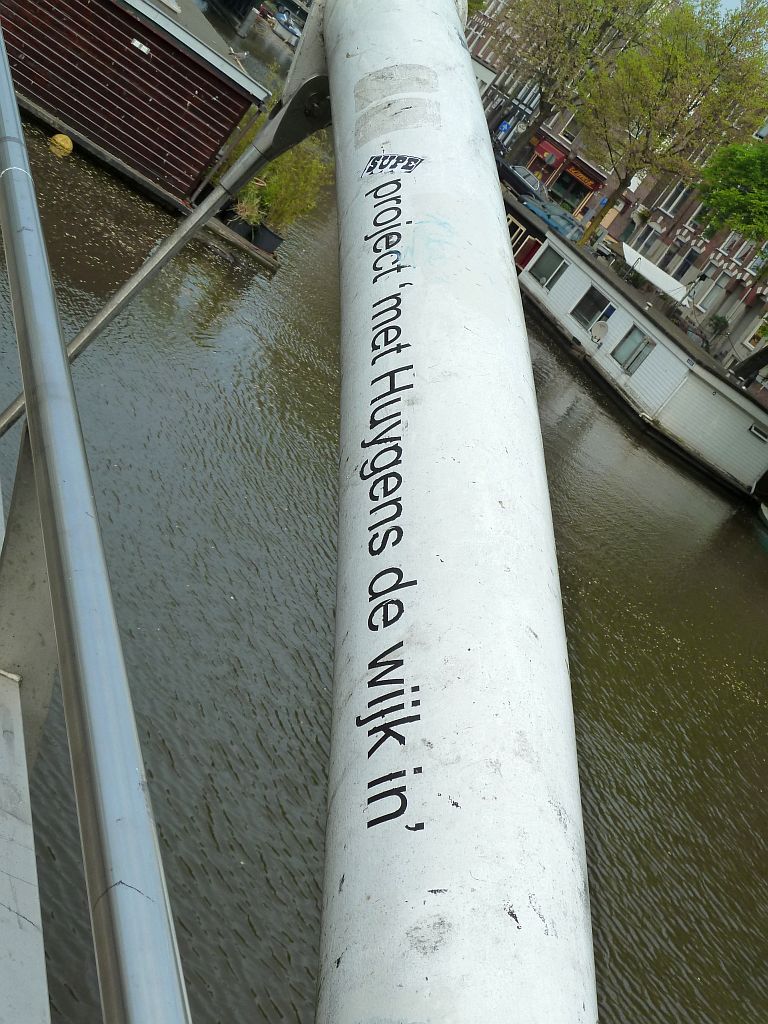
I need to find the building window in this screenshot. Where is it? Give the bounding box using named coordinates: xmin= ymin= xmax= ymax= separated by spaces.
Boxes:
xmin=672 ymin=247 xmax=697 ymax=281
xmin=733 ymin=240 xmax=753 ymax=265
xmin=611 ymin=326 xmax=656 ymax=374
xmin=560 ymin=114 xmax=579 ymax=142
xmin=718 ymin=231 xmax=740 ymax=254
xmin=747 ymin=245 xmax=768 ymax=276
xmin=634 ymin=224 xmax=659 ymax=255
xmin=571 ymin=286 xmax=610 ymax=329
xmin=529 ymin=247 xmax=568 ymax=288
xmin=697 ymin=270 xmax=731 ymax=312
xmin=659 ymin=181 xmax=692 ymax=215
xmin=659 ymin=241 xmax=683 ymax=271
xmin=684 ymin=204 xmax=703 ymax=229
xmin=549 ymin=170 xmax=593 ymax=213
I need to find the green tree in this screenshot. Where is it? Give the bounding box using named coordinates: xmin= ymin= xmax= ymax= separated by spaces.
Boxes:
xmin=490 ymin=0 xmax=657 ymax=160
xmin=467 ymin=0 xmax=486 ymax=12
xmin=699 ymin=141 xmax=768 ymax=243
xmin=577 ymin=0 xmax=768 ymax=243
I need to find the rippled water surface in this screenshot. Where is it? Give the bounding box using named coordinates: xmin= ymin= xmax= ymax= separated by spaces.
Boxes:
xmin=0 ymin=116 xmax=765 ymax=1024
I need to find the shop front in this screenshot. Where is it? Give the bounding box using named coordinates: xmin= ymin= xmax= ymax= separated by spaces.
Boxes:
xmin=527 ymin=137 xmax=567 ymax=183
xmin=548 ymin=163 xmax=604 ymax=215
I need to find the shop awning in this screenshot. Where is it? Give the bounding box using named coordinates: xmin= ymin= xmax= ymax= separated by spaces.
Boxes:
xmin=534 ymin=139 xmax=567 ymax=168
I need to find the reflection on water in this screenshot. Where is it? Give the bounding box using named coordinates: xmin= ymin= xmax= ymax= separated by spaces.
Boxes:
xmin=534 ymin=331 xmax=768 ymax=1024
xmin=0 ymin=112 xmax=765 ymax=1024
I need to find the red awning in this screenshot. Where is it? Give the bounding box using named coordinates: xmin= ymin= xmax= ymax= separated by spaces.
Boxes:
xmin=534 ymin=140 xmax=567 ymax=168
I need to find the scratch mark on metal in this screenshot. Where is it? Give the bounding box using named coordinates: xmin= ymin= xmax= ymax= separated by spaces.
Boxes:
xmin=93 ymin=879 xmax=155 ymax=912
xmin=0 ymin=899 xmax=39 ymax=930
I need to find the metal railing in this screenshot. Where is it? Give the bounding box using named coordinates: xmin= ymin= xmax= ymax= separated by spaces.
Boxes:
xmin=0 ymin=27 xmax=191 ymax=1024
xmin=0 ymin=14 xmax=330 ymax=1017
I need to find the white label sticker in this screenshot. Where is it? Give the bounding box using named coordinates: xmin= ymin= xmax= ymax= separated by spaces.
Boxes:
xmin=362 ymin=154 xmax=423 ymax=177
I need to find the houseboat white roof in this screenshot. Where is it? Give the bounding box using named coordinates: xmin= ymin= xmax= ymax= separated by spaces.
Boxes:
xmin=115 ymin=0 xmax=271 ymax=104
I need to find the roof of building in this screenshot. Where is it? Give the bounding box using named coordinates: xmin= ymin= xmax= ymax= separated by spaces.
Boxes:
xmin=114 ymin=0 xmax=270 ymax=103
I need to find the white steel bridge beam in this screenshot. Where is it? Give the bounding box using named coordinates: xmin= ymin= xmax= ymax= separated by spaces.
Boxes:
xmin=317 ymin=1 xmax=598 ymax=1021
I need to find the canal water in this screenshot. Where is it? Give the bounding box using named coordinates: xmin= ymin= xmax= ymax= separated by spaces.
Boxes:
xmin=0 ymin=104 xmax=766 ymax=1024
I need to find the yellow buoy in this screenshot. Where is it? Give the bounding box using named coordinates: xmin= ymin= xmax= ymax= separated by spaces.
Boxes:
xmin=49 ymin=133 xmax=73 ymax=158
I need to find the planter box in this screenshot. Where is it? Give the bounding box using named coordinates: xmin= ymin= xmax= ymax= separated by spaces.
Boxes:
xmin=218 ymin=204 xmax=284 ymax=254
xmin=252 ymin=224 xmax=284 ymax=254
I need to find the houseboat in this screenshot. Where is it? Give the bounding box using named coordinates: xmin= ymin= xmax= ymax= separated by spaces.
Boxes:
xmin=505 ymin=196 xmax=768 ymax=502
xmin=0 ymin=0 xmax=270 ymax=205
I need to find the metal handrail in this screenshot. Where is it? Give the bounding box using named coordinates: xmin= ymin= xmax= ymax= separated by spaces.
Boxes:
xmin=0 ymin=27 xmax=191 ymax=1024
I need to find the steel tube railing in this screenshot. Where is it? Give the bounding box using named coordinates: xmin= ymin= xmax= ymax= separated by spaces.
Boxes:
xmin=0 ymin=27 xmax=191 ymax=1024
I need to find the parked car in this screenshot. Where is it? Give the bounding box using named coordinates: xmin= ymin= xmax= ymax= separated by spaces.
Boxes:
xmin=520 ymin=197 xmax=584 ymax=242
xmin=495 ymin=159 xmax=549 ymax=201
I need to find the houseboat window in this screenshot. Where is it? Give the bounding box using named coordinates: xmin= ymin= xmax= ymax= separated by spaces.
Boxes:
xmin=506 ymin=215 xmax=531 ymax=255
xmin=571 ymin=286 xmax=610 ymax=329
xmin=611 ymin=327 xmax=656 ymax=374
xmin=529 ymin=247 xmax=568 ymax=288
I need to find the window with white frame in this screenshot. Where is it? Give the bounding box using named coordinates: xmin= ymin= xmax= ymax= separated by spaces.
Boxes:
xmin=672 ymin=246 xmax=697 ymax=281
xmin=560 ymin=114 xmax=579 ymax=142
xmin=659 ymin=181 xmax=692 ymax=215
xmin=697 ymin=270 xmax=731 ymax=312
xmin=718 ymin=231 xmax=740 ymax=254
xmin=571 ymin=286 xmax=610 ymax=329
xmin=634 ymin=224 xmax=659 ymax=254
xmin=684 ymin=204 xmax=703 ymax=229
xmin=659 ymin=241 xmax=683 ymax=270
xmin=734 ymin=240 xmax=754 ymax=265
xmin=611 ymin=326 xmax=656 ymax=374
xmin=747 ymin=245 xmax=768 ymax=275
xmin=506 ymin=214 xmax=527 ymax=253
xmin=529 ymin=247 xmax=568 ymax=289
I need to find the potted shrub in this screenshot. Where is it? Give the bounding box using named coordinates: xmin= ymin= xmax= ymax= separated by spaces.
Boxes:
xmin=233 ymin=130 xmax=333 ymax=253
xmin=706 ymin=314 xmax=729 ymax=342
xmin=211 ymin=71 xmax=333 ymax=256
